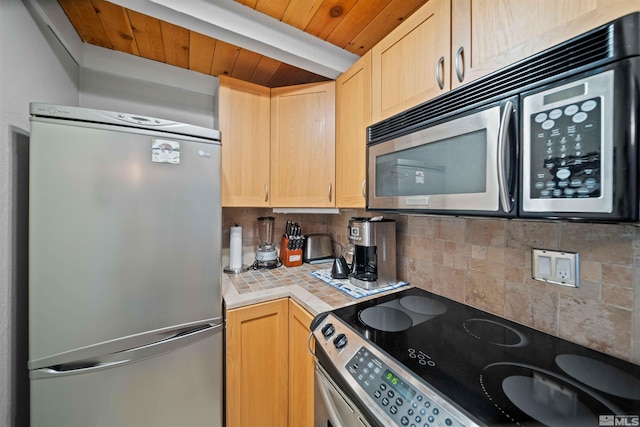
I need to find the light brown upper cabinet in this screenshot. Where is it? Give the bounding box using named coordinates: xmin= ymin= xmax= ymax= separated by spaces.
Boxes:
xmin=219 ymin=76 xmax=271 ymax=207
xmin=371 ymin=0 xmax=451 ymax=123
xmin=336 ymin=52 xmax=371 ymax=209
xmin=271 ymin=81 xmax=336 ymax=207
xmin=450 ymin=0 xmax=640 ymax=89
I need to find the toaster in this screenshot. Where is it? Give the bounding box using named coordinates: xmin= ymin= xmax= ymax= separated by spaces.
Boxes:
xmin=303 ymin=234 xmax=333 ymax=263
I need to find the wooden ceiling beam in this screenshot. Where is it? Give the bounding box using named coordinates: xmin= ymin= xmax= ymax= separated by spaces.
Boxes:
xmin=108 ymin=0 xmax=359 ymax=78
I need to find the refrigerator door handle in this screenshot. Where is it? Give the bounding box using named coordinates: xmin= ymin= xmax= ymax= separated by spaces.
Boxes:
xmin=31 ymin=322 xmax=223 ymax=379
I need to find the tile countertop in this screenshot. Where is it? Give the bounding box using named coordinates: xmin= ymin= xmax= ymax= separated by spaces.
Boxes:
xmin=222 ymin=263 xmax=406 ymax=317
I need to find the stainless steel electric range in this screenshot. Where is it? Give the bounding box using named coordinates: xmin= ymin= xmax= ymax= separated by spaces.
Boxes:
xmin=311 ymin=287 xmax=640 ymax=427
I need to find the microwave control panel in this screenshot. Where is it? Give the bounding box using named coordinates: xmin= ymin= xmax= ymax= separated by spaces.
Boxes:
xmin=522 ymin=70 xmax=614 ymax=213
xmin=529 ymin=97 xmax=601 ymax=199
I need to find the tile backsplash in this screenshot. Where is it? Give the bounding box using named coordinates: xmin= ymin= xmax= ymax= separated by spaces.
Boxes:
xmin=223 ymin=207 xmax=640 ymax=364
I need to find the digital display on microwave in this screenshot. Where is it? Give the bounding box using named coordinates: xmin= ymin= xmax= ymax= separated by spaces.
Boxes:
xmin=543 ymin=83 xmax=586 ymax=105
xmin=374 ymin=130 xmax=487 ymax=198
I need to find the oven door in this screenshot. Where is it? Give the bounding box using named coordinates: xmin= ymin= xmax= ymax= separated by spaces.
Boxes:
xmin=314 ymin=364 xmax=372 ymax=427
xmin=367 ymin=98 xmax=518 ymax=217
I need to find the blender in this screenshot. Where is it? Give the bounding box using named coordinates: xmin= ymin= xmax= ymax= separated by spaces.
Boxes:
xmin=254 ymin=216 xmax=279 ymax=269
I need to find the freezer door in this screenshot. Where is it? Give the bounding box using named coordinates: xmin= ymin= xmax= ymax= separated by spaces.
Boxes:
xmin=29 ymin=119 xmax=222 ymax=361
xmin=31 ymin=323 xmax=223 ymax=427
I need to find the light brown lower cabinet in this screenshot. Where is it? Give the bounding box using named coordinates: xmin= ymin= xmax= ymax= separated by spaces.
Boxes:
xmin=226 ymin=298 xmax=315 ymax=427
xmin=288 ymin=299 xmax=315 ymax=427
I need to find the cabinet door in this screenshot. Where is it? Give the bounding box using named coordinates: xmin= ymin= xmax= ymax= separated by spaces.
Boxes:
xmin=271 ymin=81 xmax=336 ymax=207
xmin=451 ymin=0 xmax=640 ymax=89
xmin=219 ymin=76 xmax=271 ymax=207
xmin=336 ymin=52 xmax=371 ymax=209
xmin=288 ymin=300 xmax=315 ymax=427
xmin=371 ymin=0 xmax=451 ymax=122
xmin=226 ymin=298 xmax=288 ymax=427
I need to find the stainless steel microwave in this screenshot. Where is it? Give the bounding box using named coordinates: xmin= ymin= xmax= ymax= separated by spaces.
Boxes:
xmin=368 ymin=98 xmax=518 ymax=217
xmin=367 ymin=13 xmax=640 ymax=222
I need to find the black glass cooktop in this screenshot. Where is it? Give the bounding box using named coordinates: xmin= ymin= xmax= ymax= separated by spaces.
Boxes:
xmin=327 ymin=287 xmax=640 ymax=426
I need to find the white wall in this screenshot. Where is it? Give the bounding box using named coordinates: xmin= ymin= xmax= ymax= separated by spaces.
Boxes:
xmin=81 ymin=68 xmax=218 ymax=129
xmin=0 ymin=1 xmax=80 ymax=425
xmin=80 ymin=45 xmax=219 ymax=129
xmin=1 ymin=3 xmax=218 ymax=425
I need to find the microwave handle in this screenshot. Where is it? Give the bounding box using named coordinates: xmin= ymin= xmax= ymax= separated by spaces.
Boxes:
xmin=497 ymin=100 xmax=515 ymax=213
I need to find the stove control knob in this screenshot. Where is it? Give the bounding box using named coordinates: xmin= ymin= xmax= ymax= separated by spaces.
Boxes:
xmin=321 ymin=323 xmax=335 ymax=338
xmin=333 ymin=333 xmax=348 ymax=349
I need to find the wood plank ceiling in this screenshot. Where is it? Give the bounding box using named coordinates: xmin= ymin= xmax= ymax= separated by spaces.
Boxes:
xmin=58 ymin=0 xmax=428 ymax=87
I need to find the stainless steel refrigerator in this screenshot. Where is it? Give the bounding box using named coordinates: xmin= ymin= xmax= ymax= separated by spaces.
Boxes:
xmin=28 ymin=103 xmax=223 ymax=427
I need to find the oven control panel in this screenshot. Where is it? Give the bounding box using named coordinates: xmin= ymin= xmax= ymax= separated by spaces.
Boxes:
xmin=347 ymin=347 xmax=463 ymax=427
xmin=312 ymin=313 xmax=476 ymax=427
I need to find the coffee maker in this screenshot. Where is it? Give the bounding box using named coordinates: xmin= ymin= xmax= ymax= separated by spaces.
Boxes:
xmin=348 ymin=217 xmax=396 ymax=289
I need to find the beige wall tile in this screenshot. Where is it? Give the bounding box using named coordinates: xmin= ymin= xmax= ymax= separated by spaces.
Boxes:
xmin=602 ymin=283 xmax=634 ymax=309
xmin=504 ymin=282 xmax=558 ymax=335
xmin=471 ymin=245 xmax=487 ymax=260
xmin=602 ymin=263 xmax=634 ymax=288
xmin=465 ymin=271 xmax=505 ymax=315
xmin=580 ymin=260 xmax=602 ymax=283
xmin=408 ymin=215 xmax=437 ymax=238
xmin=559 ymin=295 xmax=631 ymax=359
xmin=437 ymin=218 xmax=465 ymax=242
xmin=431 ymin=264 xmax=465 ymax=302
xmin=561 ymin=223 xmax=634 ymax=266
xmin=466 ymin=219 xmax=506 ymax=247
xmin=505 ymin=220 xmax=560 ymax=250
xmin=505 ymin=263 xmax=524 ymax=283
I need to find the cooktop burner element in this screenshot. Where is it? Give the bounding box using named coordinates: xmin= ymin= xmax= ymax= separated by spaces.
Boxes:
xmin=311 ymin=287 xmax=640 ymax=427
xmin=482 ymin=361 xmax=620 ymax=427
xmin=398 ymin=295 xmax=447 ymax=316
xmin=358 ymin=306 xmax=412 ymax=332
xmin=501 ymin=372 xmax=597 ymax=427
xmin=463 ymin=318 xmax=529 ymax=347
xmin=556 ymin=354 xmax=640 ymax=400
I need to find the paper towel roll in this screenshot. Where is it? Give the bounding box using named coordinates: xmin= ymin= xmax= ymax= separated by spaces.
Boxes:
xmin=229 ymin=226 xmax=243 ymax=270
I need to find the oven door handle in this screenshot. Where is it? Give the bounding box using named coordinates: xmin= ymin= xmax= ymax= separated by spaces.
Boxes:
xmin=497 ymin=99 xmax=515 ymax=214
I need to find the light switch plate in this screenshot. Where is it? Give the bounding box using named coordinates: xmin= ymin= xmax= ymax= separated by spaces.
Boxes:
xmin=532 ymin=248 xmax=579 ymax=287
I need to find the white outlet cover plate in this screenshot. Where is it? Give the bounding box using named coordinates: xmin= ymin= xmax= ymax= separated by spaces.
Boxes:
xmin=532 ymin=248 xmax=579 ymax=287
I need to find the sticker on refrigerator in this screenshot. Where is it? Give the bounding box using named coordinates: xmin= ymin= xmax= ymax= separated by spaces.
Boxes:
xmin=152 ymin=139 xmax=180 ymax=164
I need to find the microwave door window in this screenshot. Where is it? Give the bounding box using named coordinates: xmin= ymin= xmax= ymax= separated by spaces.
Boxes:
xmin=375 ymin=130 xmax=488 ymax=198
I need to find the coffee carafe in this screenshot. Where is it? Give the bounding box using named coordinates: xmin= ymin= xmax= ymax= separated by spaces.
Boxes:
xmin=348 ymin=217 xmax=396 ymax=289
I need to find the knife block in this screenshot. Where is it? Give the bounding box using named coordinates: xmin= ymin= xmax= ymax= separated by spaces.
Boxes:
xmin=281 ymin=236 xmax=303 ymax=267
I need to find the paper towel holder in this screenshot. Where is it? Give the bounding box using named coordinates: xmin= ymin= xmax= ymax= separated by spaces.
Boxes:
xmin=224 ymin=223 xmax=250 ymax=274
xmin=223 ymin=265 xmax=250 ymax=274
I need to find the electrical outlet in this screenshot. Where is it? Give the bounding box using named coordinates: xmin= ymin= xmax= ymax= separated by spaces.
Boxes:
xmin=532 ymin=249 xmax=579 ymax=287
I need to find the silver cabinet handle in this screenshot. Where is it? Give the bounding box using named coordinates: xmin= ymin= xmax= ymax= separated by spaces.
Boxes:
xmin=307 ymin=332 xmax=316 ymax=358
xmin=455 ymin=46 xmax=465 ymax=82
xmin=361 ymin=179 xmax=366 ymax=199
xmin=497 ymin=100 xmax=515 ymax=214
xmin=328 ymin=183 xmax=332 ymax=202
xmin=436 ymin=56 xmax=445 ymax=90
xmin=264 ymin=184 xmax=269 ymax=202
